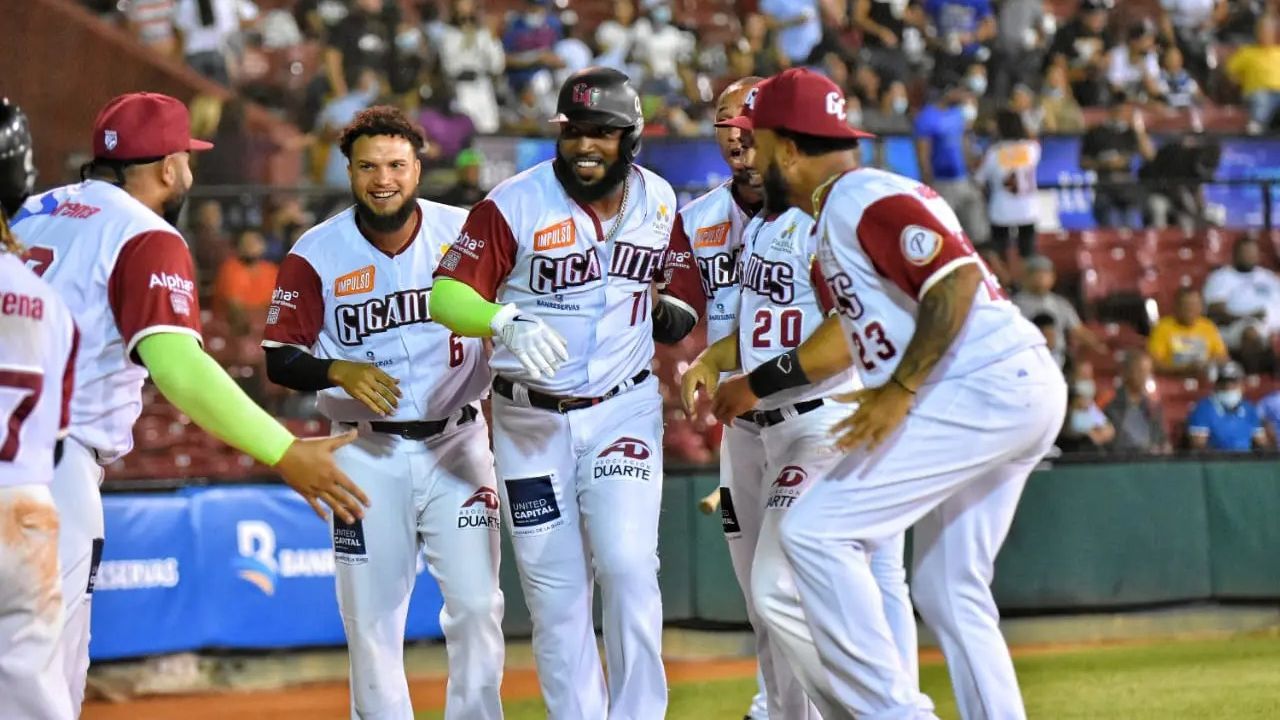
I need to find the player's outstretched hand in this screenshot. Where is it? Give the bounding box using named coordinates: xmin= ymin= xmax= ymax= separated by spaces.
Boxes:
xmin=491 ymin=304 xmax=569 ymax=380
xmin=680 ymin=359 xmax=720 ymax=417
xmin=329 ymin=360 xmax=402 ymax=416
xmin=275 ymin=431 xmax=370 ymax=524
xmin=711 ymin=374 xmax=759 ymax=426
xmin=830 ymin=382 xmax=913 ymax=453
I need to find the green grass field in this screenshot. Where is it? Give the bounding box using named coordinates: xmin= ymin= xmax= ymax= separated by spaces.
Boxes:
xmin=418 ymin=632 xmax=1280 ymax=719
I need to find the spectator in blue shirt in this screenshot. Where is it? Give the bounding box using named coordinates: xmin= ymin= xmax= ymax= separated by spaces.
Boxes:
xmin=925 ymin=0 xmax=995 ymax=72
xmin=760 ymin=0 xmax=823 ymax=66
xmin=503 ymin=0 xmax=563 ymax=93
xmin=914 ymin=81 xmax=987 ymax=243
xmin=1187 ymin=362 xmax=1268 ymax=451
xmin=1258 ymin=388 xmax=1280 ymax=448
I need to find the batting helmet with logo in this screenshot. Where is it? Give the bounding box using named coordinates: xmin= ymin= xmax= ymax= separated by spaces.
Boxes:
xmin=551 ymin=67 xmax=644 ymax=162
xmin=0 ymin=98 xmax=36 ymax=218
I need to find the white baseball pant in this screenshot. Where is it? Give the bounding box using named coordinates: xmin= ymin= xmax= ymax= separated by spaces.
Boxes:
xmin=330 ymin=410 xmax=504 ymax=720
xmin=0 ymin=484 xmax=73 ymax=720
xmin=776 ymin=347 xmax=1066 ymax=720
xmin=49 ymin=437 xmax=104 ymax=718
xmin=748 ymin=403 xmax=919 ymax=720
xmin=491 ymin=378 xmax=666 ymax=720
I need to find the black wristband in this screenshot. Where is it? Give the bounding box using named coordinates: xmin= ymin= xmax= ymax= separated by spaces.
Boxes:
xmin=265 ymin=346 xmax=337 ymax=392
xmin=747 ymin=349 xmax=810 ymax=399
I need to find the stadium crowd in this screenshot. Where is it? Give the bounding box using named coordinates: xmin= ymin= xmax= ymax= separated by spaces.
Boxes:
xmin=66 ymin=0 xmax=1280 ymax=480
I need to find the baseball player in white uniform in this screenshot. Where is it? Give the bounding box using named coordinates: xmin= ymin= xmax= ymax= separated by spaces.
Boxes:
xmin=670 ymin=76 xmax=770 ymax=720
xmin=687 ymin=203 xmax=920 ymax=720
xmin=13 ymin=92 xmax=364 ymax=715
xmin=263 ymin=106 xmax=503 ymax=720
xmin=721 ymin=69 xmax=1065 ymax=720
xmin=430 ymin=68 xmax=705 ymax=719
xmin=0 ymin=99 xmax=79 ymax=719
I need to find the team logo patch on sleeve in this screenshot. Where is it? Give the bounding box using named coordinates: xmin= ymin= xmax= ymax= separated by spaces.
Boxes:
xmin=592 ymin=437 xmax=654 ymax=482
xmin=534 ymin=219 xmax=576 ymax=251
xmin=901 ymin=225 xmax=943 ymax=266
xmin=719 ymin=487 xmax=741 ymax=535
xmin=335 ymin=265 xmax=376 ymax=297
xmin=766 ymin=465 xmax=808 ymax=510
xmin=504 ymin=475 xmax=564 ymax=536
xmin=458 ymin=487 xmax=501 ymax=531
xmin=333 ymin=517 xmax=368 ymax=565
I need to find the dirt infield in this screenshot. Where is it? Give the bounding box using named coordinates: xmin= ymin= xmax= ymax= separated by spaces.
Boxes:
xmin=81 ymin=657 xmax=762 ymax=720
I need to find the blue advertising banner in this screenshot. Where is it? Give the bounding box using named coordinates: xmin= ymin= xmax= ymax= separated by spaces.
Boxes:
xmin=89 ymin=486 xmax=445 ymax=660
xmin=90 ymin=494 xmax=200 ymax=660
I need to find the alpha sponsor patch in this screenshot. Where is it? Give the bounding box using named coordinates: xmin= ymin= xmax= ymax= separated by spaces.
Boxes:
xmin=504 ymin=474 xmax=563 ymax=536
xmin=719 ymin=487 xmax=741 ymax=535
xmin=332 ymin=516 xmax=368 ymax=565
xmin=766 ymin=465 xmax=808 ymax=510
xmin=591 ymin=436 xmax=654 ymax=482
xmin=458 ymin=486 xmax=501 ymax=531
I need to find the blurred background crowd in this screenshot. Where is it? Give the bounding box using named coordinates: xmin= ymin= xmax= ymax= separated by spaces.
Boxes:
xmin=34 ymin=0 xmax=1280 ymax=479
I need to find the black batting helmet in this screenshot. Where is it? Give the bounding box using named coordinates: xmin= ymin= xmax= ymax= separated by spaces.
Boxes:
xmin=551 ymin=67 xmax=644 ymax=162
xmin=0 ymin=98 xmax=35 ymax=218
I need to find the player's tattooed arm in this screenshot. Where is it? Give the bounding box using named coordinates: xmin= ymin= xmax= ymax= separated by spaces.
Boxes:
xmin=891 ymin=263 xmax=982 ymax=391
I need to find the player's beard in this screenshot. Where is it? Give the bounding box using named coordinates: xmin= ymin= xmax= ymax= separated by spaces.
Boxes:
xmin=355 ymin=195 xmax=417 ymax=234
xmin=762 ymin=163 xmax=791 ymax=216
xmin=161 ymin=191 xmax=188 ymax=226
xmin=554 ymin=153 xmax=631 ymax=205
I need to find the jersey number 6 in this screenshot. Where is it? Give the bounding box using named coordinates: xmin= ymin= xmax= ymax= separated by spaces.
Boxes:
xmin=448 ymin=333 xmax=465 ymax=367
xmin=0 ymin=370 xmax=44 ymax=462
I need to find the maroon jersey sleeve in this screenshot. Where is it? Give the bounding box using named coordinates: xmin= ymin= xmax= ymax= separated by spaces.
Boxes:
xmin=107 ymin=230 xmax=204 ymax=359
xmin=811 ymin=257 xmax=836 ymax=315
xmin=262 ymin=253 xmax=325 ymax=349
xmin=854 ymin=193 xmax=979 ymax=301
xmin=658 ymin=214 xmax=706 ymax=318
xmin=433 ymin=199 xmax=517 ymax=301
xmin=59 ymin=325 xmax=79 ymax=434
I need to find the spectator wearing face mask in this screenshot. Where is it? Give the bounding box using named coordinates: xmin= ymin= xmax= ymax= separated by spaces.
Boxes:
xmin=1060 ymin=360 xmax=1116 ymax=452
xmin=1039 ymin=63 xmax=1086 ymax=133
xmin=1105 ymin=349 xmax=1172 ymax=454
xmin=914 ymin=80 xmax=987 ymax=243
xmin=1203 ymin=237 xmax=1280 ymax=373
xmin=861 ymin=80 xmax=914 ymax=135
xmin=502 ymin=0 xmax=564 ymax=95
xmin=1148 ymin=287 xmax=1229 ymax=375
xmin=976 ymin=110 xmax=1040 ymax=268
xmin=1187 ymin=362 xmax=1268 ymax=451
xmin=1079 ymin=91 xmax=1156 ymax=228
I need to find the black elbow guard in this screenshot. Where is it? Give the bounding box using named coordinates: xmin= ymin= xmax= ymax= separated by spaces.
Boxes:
xmin=264 ymin=346 xmax=336 ymax=392
xmin=652 ymin=297 xmax=697 ymax=345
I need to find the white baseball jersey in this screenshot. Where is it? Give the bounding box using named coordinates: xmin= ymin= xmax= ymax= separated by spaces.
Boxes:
xmin=737 ymin=208 xmax=857 ymax=410
xmin=262 ymin=200 xmax=489 ymax=422
xmin=974 ymin=140 xmax=1041 ymax=227
xmin=12 ymin=180 xmax=203 ymax=462
xmin=813 ymin=167 xmax=1044 ymax=388
xmin=671 ymin=181 xmax=759 ymax=345
xmin=0 ymin=254 xmax=78 ymax=488
xmin=435 ymin=160 xmax=705 ymax=397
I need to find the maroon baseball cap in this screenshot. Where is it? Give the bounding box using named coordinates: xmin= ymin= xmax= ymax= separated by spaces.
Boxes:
xmin=91 ymin=92 xmax=214 ymax=161
xmin=716 ymin=69 xmax=874 ymax=140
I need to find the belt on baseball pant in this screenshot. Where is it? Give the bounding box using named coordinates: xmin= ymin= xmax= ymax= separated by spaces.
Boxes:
xmin=736 ymin=398 xmax=826 ymax=428
xmin=492 ymin=369 xmax=651 ymax=413
xmin=343 ymin=404 xmax=479 ymax=440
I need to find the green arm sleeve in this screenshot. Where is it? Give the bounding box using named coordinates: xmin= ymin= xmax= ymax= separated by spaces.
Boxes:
xmin=136 ymin=333 xmax=296 ymax=466
xmin=430 ymin=278 xmax=502 ymax=338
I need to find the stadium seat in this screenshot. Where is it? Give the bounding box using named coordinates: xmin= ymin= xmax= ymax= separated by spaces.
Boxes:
xmin=1079 ymin=245 xmax=1158 ymax=304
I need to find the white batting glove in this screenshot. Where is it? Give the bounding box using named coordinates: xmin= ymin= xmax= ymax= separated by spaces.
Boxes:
xmin=490 ymin=304 xmax=570 ymax=380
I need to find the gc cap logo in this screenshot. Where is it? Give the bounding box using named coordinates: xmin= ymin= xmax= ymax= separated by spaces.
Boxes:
xmin=335 ymin=265 xmax=375 ymax=297
xmin=824 ymin=92 xmax=847 ymax=121
xmin=534 ymin=219 xmax=576 ymax=251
